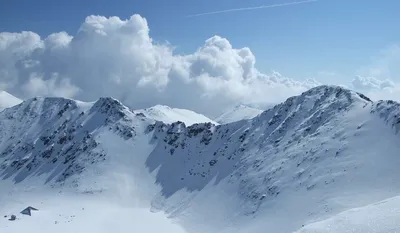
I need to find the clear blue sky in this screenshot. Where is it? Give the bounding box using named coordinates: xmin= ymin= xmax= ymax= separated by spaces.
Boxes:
xmin=1 ymin=0 xmax=399 ymax=82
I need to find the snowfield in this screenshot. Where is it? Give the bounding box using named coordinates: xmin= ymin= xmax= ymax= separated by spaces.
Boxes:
xmin=215 ymin=104 xmax=263 ymax=124
xmin=295 ymin=196 xmax=400 ymax=233
xmin=1 ymin=85 xmax=400 ymax=233
xmin=132 ymin=104 xmax=218 ymax=126
xmin=0 ymin=190 xmax=186 ymax=233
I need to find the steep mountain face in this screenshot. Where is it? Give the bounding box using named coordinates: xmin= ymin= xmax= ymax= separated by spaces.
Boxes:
xmin=0 ymin=97 xmax=139 ymax=185
xmin=215 ymin=104 xmax=263 ymax=124
xmin=1 ymin=85 xmax=400 ymax=233
xmin=0 ymin=91 xmax=22 ymax=111
xmin=132 ymin=105 xmax=218 ymax=126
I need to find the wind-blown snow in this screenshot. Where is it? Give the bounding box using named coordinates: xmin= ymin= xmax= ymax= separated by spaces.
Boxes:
xmin=215 ymin=104 xmax=263 ymax=124
xmin=132 ymin=105 xmax=218 ymax=126
xmin=0 ymin=91 xmax=22 ymax=111
xmin=1 ymin=85 xmax=400 ymax=233
xmin=0 ymin=190 xmax=186 ymax=233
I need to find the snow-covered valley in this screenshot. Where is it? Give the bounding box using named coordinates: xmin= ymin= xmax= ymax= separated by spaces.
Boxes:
xmin=1 ymin=85 xmax=400 ymax=232
xmin=0 ymin=188 xmax=187 ymax=233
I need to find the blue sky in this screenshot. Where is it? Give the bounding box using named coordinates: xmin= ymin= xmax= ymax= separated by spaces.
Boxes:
xmin=0 ymin=0 xmax=400 ymax=115
xmin=1 ymin=0 xmax=399 ymax=81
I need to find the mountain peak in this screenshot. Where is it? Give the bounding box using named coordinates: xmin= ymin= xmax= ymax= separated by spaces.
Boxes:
xmin=263 ymin=85 xmax=372 ymax=116
xmin=92 ymin=97 xmax=126 ymax=113
xmin=300 ymin=85 xmax=372 ymax=103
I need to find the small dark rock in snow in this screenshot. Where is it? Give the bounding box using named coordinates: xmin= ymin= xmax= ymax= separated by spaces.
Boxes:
xmin=20 ymin=206 xmax=39 ymax=216
xmin=209 ymin=159 xmax=217 ymax=166
xmin=9 ymin=215 xmax=16 ymax=221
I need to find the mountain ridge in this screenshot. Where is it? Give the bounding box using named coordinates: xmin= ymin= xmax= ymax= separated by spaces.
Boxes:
xmin=1 ymin=85 xmax=400 ymax=233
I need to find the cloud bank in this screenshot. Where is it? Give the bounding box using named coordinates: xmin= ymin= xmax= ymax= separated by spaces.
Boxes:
xmin=0 ymin=14 xmax=319 ymax=117
xmin=351 ymin=75 xmax=400 ymax=102
xmin=352 ymin=75 xmax=395 ymax=91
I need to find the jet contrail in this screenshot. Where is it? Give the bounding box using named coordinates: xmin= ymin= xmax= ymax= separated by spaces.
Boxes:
xmin=186 ymin=0 xmax=318 ymax=18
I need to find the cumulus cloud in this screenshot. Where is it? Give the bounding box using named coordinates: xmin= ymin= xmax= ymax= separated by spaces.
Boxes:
xmin=352 ymin=75 xmax=395 ymax=90
xmin=351 ymin=75 xmax=400 ymax=102
xmin=352 ymin=44 xmax=400 ymax=102
xmin=0 ymin=14 xmax=318 ymax=117
xmin=359 ymin=86 xmax=400 ymax=103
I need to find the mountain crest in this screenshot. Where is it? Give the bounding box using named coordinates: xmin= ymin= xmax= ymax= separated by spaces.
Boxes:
xmin=300 ymin=85 xmax=372 ymax=104
xmin=91 ymin=97 xmax=126 ymax=116
xmin=2 ymin=86 xmax=400 ymax=233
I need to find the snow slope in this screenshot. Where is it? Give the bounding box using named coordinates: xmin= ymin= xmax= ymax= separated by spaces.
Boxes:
xmin=0 ymin=189 xmax=186 ymax=233
xmin=295 ymin=195 xmax=400 ymax=233
xmin=215 ymin=104 xmax=263 ymax=124
xmin=0 ymin=97 xmax=186 ymax=232
xmin=0 ymin=91 xmax=22 ymax=111
xmin=1 ymin=86 xmax=400 ymax=233
xmin=132 ymin=105 xmax=218 ymax=126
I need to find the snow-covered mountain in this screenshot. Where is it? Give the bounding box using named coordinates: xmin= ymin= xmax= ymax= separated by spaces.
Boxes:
xmin=215 ymin=104 xmax=263 ymax=124
xmin=0 ymin=91 xmax=22 ymax=111
xmin=1 ymin=86 xmax=400 ymax=233
xmin=132 ymin=105 xmax=218 ymax=126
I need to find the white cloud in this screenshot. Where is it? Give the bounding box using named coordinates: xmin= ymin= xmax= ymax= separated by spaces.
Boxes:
xmin=352 ymin=75 xmax=395 ymax=90
xmin=351 ymin=75 xmax=400 ymax=102
xmin=359 ymin=87 xmax=400 ymax=103
xmin=21 ymin=73 xmax=80 ymax=97
xmin=351 ymin=43 xmax=400 ymax=102
xmin=0 ymin=14 xmax=318 ymax=117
